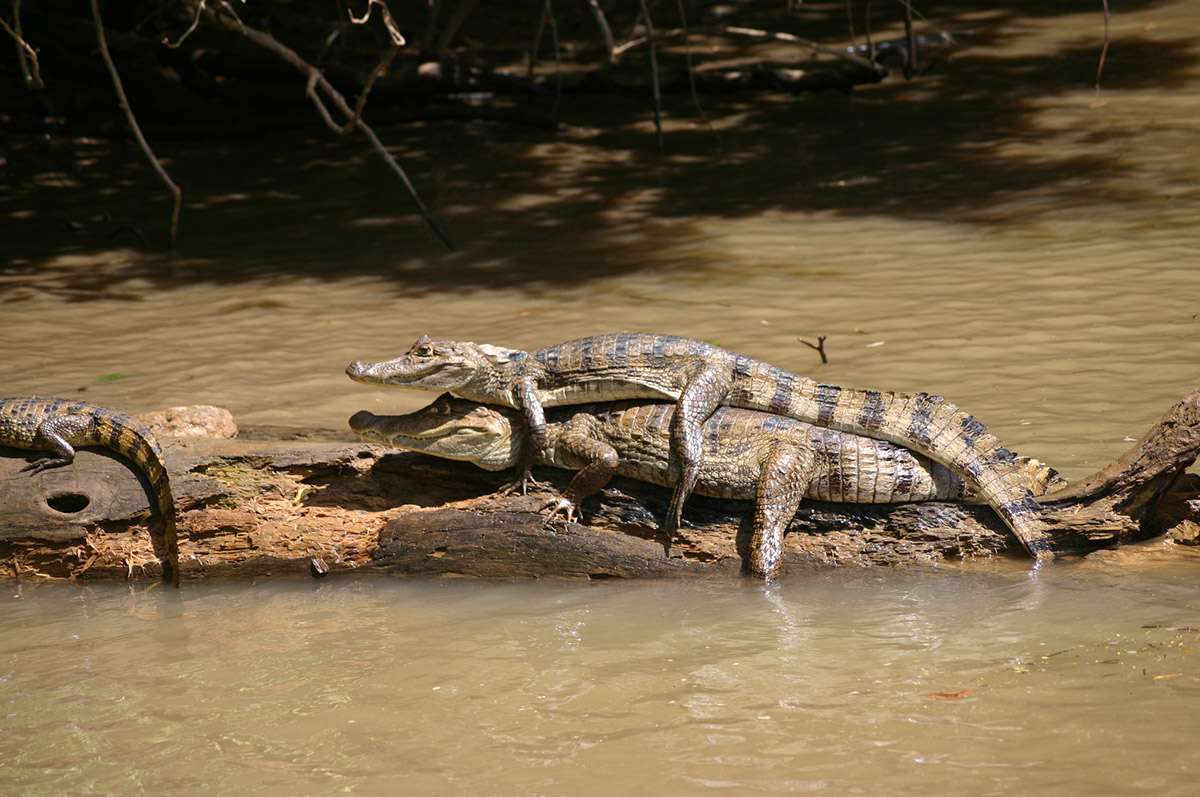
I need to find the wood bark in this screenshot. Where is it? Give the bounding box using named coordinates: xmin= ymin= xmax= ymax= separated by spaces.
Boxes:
xmin=3 ymin=391 xmax=1200 ymax=582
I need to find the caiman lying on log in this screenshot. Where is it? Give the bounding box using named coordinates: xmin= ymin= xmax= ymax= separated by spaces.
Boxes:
xmin=0 ymin=396 xmax=179 ymax=584
xmin=346 ymin=332 xmax=1055 ymax=558
xmin=349 ymin=395 xmax=1065 ymax=579
xmin=2 ymin=390 xmax=1200 ymax=581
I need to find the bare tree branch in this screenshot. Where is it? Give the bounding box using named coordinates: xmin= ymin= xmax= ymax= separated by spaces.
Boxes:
xmin=586 ymin=0 xmax=616 ymax=62
xmin=1096 ymin=0 xmax=1111 ymax=91
xmin=433 ymin=0 xmax=478 ymax=60
xmin=206 ymin=3 xmax=455 ymax=250
xmin=674 ymin=0 xmax=720 ymax=147
xmin=635 ymin=0 xmax=665 ymax=154
xmin=90 ymin=0 xmax=182 ymax=247
xmin=163 ymin=0 xmax=206 ymax=49
xmin=349 ymin=0 xmax=406 ymax=45
xmin=724 ymin=25 xmax=886 ymax=74
xmin=2 ymin=0 xmax=43 ymax=89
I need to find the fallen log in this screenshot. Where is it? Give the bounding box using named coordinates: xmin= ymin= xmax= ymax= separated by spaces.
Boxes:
xmin=3 ymin=391 xmax=1200 ymax=581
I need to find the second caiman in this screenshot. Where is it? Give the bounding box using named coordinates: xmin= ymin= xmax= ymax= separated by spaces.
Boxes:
xmin=347 ymin=332 xmax=1055 ymax=558
xmin=349 ymin=394 xmax=1063 ymax=579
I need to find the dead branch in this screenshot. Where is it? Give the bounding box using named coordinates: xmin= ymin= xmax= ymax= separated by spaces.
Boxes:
xmin=799 ymin=335 xmax=828 ymax=364
xmin=342 ymin=43 xmax=399 ymax=134
xmin=723 ymin=25 xmax=886 ymax=75
xmin=586 ymin=0 xmax=616 ymax=62
xmin=205 ymin=2 xmax=455 ymax=251
xmin=433 ymin=0 xmax=478 ymax=60
xmin=349 ymin=0 xmax=406 ymax=46
xmin=674 ymin=0 xmax=720 ymax=146
xmin=635 ymin=0 xmax=665 ymax=153
xmin=163 ymin=0 xmax=205 ymax=49
xmin=2 ymin=0 xmax=42 ymax=88
xmin=1096 ymin=0 xmax=1111 ymax=90
xmin=90 ymin=0 xmax=182 ymax=248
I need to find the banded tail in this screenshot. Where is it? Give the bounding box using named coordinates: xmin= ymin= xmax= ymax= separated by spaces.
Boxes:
xmin=736 ymin=363 xmax=1053 ymax=556
xmin=0 ymin=396 xmax=180 ymax=582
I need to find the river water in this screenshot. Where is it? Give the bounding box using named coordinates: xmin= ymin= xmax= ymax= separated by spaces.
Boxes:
xmin=3 ymin=0 xmax=1200 ymax=791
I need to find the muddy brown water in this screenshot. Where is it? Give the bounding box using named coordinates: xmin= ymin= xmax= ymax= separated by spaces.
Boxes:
xmin=3 ymin=1 xmax=1200 ymax=791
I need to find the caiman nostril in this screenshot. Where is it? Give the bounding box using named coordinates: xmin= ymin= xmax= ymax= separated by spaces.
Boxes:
xmin=346 ymin=360 xmax=367 ymax=377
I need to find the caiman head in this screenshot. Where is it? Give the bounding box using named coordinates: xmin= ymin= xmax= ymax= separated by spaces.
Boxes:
xmin=348 ymin=393 xmax=521 ymax=471
xmin=345 ymin=335 xmax=520 ymax=392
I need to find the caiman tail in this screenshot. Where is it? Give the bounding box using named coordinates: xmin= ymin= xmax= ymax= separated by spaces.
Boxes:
xmin=735 ymin=364 xmax=1052 ymax=556
xmin=0 ymin=396 xmax=181 ymax=583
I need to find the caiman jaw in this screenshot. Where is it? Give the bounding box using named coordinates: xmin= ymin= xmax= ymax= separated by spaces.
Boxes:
xmin=345 ymin=336 xmax=482 ymax=390
xmin=348 ymin=397 xmax=515 ymax=466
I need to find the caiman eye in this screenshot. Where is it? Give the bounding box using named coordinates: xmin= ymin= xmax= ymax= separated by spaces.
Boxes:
xmin=414 ymin=345 xmax=434 ymax=357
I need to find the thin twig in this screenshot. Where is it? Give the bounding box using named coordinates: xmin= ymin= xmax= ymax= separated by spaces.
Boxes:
xmin=542 ymin=0 xmax=562 ymax=122
xmin=586 ymin=0 xmax=616 ymax=62
xmin=799 ymin=335 xmax=828 ymax=364
xmin=527 ymin=3 xmax=547 ymax=77
xmin=342 ymin=43 xmax=398 ymax=134
xmin=674 ymin=0 xmax=720 ymax=146
xmin=433 ymin=0 xmax=478 ymax=60
xmin=1096 ymin=0 xmax=1110 ymax=91
xmin=2 ymin=0 xmax=43 ymax=88
xmin=163 ymin=0 xmax=205 ymax=49
xmin=349 ymin=0 xmax=406 ymax=45
xmin=91 ymin=0 xmax=182 ymax=247
xmin=724 ymin=25 xmax=886 ymax=74
xmin=207 ymin=4 xmax=455 ymax=250
xmin=635 ymin=0 xmax=665 ymax=153
xmin=901 ymin=0 xmax=916 ymax=79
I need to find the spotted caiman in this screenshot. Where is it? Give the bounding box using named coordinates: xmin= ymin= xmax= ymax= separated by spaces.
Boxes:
xmin=349 ymin=394 xmax=1063 ymax=578
xmin=0 ymin=396 xmax=180 ymax=584
xmin=346 ymin=333 xmax=1055 ymax=559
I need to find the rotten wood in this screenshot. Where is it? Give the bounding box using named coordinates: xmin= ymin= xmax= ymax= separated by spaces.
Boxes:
xmin=3 ymin=391 xmax=1200 ymax=582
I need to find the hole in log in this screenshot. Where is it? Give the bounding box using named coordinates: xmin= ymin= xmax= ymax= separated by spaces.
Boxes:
xmin=46 ymin=492 xmax=91 ymax=514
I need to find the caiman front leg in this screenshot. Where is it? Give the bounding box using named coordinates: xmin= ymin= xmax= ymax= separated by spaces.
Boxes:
xmin=747 ymin=444 xmax=815 ymax=580
xmin=663 ymin=363 xmax=733 ymax=555
xmin=500 ymin=376 xmax=550 ymax=495
xmin=541 ymin=429 xmax=620 ymax=523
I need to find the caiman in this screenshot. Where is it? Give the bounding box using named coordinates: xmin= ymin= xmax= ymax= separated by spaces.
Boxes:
xmin=0 ymin=396 xmax=180 ymax=584
xmin=346 ymin=332 xmax=1056 ymax=559
xmin=349 ymin=395 xmax=1063 ymax=578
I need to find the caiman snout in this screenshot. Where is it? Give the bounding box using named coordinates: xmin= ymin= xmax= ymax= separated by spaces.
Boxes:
xmin=346 ymin=360 xmax=369 ymax=378
xmin=348 ymin=409 xmax=378 ymax=432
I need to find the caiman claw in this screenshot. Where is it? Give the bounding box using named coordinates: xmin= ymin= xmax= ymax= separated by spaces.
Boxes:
xmin=540 ymin=495 xmax=580 ymax=523
xmin=498 ymin=468 xmax=547 ymax=496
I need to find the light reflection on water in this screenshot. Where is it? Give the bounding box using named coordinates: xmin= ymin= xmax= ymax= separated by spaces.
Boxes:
xmin=3 ymin=557 xmax=1199 ymax=793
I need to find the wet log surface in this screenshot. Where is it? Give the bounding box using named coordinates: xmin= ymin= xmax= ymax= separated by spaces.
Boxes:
xmin=3 ymin=391 xmax=1200 ymax=582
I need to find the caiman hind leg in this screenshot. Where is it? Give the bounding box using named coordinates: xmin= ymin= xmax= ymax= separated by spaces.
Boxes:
xmin=663 ymin=363 xmax=734 ymax=555
xmin=541 ymin=429 xmax=621 ymax=523
xmin=747 ymin=444 xmax=815 ymax=580
xmin=20 ymin=417 xmax=83 ymax=473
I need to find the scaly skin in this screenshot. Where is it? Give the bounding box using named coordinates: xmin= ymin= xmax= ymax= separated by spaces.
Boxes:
xmin=347 ymin=333 xmax=1056 ymax=560
xmin=349 ymin=395 xmax=1064 ymax=579
xmin=0 ymin=396 xmax=179 ymax=584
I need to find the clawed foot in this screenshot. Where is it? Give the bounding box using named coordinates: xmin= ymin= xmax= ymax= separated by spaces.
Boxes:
xmin=20 ymin=456 xmax=67 ymax=475
xmin=498 ymin=469 xmax=548 ymax=496
xmin=540 ymin=496 xmax=580 ymax=524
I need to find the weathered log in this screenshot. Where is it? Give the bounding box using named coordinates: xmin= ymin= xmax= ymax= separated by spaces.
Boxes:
xmin=3 ymin=391 xmax=1200 ymax=581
